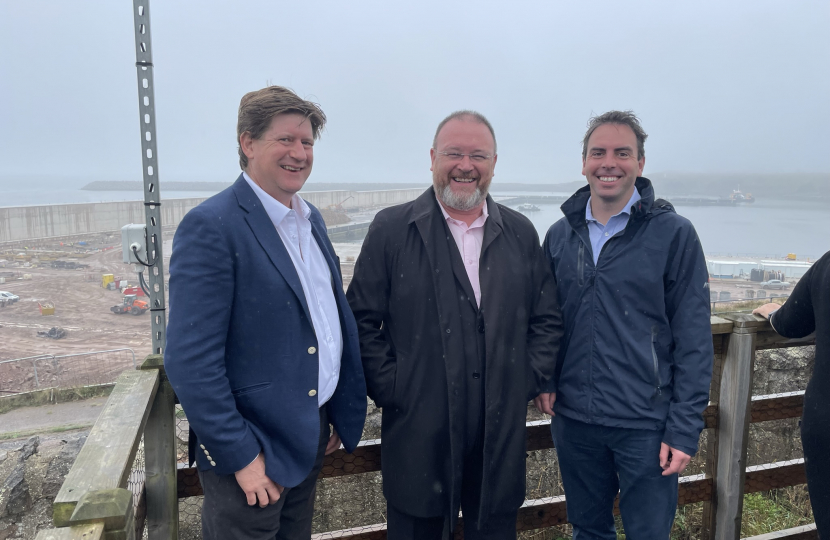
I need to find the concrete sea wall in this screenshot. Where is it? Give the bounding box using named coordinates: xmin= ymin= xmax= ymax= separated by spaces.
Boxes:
xmin=0 ymin=189 xmax=424 ymax=243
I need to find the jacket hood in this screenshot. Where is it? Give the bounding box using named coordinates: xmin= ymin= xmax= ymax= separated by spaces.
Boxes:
xmin=560 ymin=177 xmax=673 ymax=231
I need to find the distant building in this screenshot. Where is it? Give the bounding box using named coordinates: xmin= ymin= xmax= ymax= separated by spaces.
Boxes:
xmin=706 ymin=258 xmax=813 ymax=280
xmin=759 ymin=260 xmax=813 ymax=279
xmin=706 ymin=260 xmax=759 ymax=279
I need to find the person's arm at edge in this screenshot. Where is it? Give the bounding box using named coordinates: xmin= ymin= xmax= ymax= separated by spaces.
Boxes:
xmin=534 ymin=226 xmax=563 ymax=416
xmin=662 ymin=224 xmax=714 ymax=469
xmin=345 ymin=213 xmax=397 ymax=408
xmin=753 ymin=262 xmax=816 ymax=338
xmin=165 ymin=208 xmax=261 ymax=475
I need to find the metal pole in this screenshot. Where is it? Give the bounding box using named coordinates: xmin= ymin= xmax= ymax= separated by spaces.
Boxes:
xmin=132 ymin=0 xmax=167 ymax=356
xmin=131 ymin=4 xmax=177 ymax=539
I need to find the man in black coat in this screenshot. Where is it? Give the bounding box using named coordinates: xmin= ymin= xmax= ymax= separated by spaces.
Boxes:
xmin=347 ymin=111 xmax=563 ymax=539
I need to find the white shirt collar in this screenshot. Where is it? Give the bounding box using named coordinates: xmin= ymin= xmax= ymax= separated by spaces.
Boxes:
xmin=242 ymin=171 xmax=310 ymax=223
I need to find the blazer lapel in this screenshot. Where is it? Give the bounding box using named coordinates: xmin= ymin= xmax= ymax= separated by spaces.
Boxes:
xmin=232 ymin=177 xmax=313 ymax=322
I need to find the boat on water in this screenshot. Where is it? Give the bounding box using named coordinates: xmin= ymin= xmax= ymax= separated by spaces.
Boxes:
xmin=516 ymin=203 xmax=540 ymax=212
xmin=729 ymin=189 xmax=755 ymax=203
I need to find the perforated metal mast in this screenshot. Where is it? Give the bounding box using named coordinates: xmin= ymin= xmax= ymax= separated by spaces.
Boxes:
xmin=132 ymin=1 xmax=166 ymax=354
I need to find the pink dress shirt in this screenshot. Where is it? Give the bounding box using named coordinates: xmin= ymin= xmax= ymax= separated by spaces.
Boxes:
xmin=436 ymin=197 xmax=489 ymax=307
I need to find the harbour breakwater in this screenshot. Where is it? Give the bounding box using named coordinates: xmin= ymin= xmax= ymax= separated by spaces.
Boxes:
xmin=0 ymin=189 xmax=422 ymax=244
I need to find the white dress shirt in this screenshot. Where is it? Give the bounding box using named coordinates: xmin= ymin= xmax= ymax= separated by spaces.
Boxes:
xmin=243 ymin=172 xmax=342 ymax=406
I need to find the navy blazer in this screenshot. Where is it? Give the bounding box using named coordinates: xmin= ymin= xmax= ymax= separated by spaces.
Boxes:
xmin=165 ymin=175 xmax=366 ymax=488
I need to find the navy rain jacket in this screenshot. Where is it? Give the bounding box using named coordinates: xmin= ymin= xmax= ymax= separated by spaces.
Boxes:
xmin=543 ymin=177 xmax=713 ymax=455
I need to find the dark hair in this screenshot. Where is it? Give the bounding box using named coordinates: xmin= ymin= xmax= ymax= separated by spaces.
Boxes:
xmin=432 ymin=110 xmax=497 ymax=153
xmin=237 ymin=86 xmax=326 ymax=169
xmin=582 ymin=110 xmax=647 ymax=160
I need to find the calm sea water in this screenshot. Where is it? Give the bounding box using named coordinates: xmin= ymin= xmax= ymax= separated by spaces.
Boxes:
xmin=512 ymin=198 xmax=830 ymax=260
xmin=3 ymin=179 xmax=828 ymax=259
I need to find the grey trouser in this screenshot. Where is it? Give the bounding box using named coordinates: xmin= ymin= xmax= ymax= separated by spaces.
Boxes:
xmin=198 ymin=407 xmax=329 ymax=540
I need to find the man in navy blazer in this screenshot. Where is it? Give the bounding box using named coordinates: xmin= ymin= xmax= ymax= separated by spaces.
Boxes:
xmin=165 ymin=86 xmax=366 ymax=540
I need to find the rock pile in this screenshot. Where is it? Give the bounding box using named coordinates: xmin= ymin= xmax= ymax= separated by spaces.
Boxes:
xmin=0 ymin=432 xmax=87 ymax=540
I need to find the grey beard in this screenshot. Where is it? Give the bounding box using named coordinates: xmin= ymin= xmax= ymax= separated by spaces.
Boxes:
xmin=437 ymin=183 xmax=486 ymax=212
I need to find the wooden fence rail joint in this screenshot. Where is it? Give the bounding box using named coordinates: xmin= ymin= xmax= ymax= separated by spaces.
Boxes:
xmin=69 ymin=488 xmax=134 ymax=531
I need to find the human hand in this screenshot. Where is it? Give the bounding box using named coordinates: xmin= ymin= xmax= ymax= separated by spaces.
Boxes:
xmin=234 ymin=453 xmax=284 ymax=507
xmin=533 ymin=392 xmax=556 ymax=416
xmin=326 ymin=429 xmax=342 ymax=456
xmin=752 ymin=303 xmax=780 ymax=319
xmin=659 ymin=443 xmax=692 ymax=476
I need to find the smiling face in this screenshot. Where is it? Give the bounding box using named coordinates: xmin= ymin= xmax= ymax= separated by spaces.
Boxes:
xmin=582 ymin=123 xmax=645 ymax=208
xmin=430 ymin=118 xmax=497 ymax=212
xmin=240 ymin=113 xmax=314 ymax=207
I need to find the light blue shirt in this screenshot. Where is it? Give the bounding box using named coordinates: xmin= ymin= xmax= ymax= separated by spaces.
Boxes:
xmin=585 ymin=188 xmax=642 ymax=265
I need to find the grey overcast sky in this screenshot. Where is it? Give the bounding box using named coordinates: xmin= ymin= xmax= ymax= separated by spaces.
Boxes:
xmin=1 ymin=0 xmax=829 ymax=186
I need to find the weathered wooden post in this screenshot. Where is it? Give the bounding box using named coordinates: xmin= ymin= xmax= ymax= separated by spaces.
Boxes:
xmin=711 ymin=313 xmax=764 ymax=540
xmin=140 ymin=354 xmax=178 ymax=539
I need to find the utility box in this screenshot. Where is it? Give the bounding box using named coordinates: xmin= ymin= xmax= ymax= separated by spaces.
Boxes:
xmin=102 ymin=274 xmax=114 ymax=288
xmin=121 ymin=224 xmax=148 ymax=265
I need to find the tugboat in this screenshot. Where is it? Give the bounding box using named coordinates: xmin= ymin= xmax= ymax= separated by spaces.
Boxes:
xmin=729 ymin=189 xmax=755 ymax=203
xmin=516 ymin=203 xmax=541 ymax=212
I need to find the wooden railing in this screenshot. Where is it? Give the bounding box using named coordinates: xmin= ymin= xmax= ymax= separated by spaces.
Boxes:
xmin=36 ymin=314 xmax=817 ymax=540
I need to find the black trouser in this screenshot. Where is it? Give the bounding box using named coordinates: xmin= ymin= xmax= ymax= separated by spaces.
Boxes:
xmin=198 ymin=407 xmax=330 ymax=540
xmin=386 ymin=436 xmax=518 ymax=540
xmin=802 ymin=383 xmax=830 ymax=538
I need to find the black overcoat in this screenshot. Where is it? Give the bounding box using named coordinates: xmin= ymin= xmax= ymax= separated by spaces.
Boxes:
xmin=346 ymin=187 xmax=563 ymax=521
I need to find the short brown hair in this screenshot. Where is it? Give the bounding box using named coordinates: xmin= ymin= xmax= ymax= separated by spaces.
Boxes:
xmin=433 ymin=110 xmax=498 ymax=154
xmin=582 ymin=110 xmax=647 ymax=160
xmin=237 ymin=86 xmax=327 ymax=169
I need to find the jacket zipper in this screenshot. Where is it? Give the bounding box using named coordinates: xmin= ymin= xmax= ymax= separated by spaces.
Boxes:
xmin=577 ymin=242 xmax=585 ymax=287
xmin=651 ymin=326 xmax=662 ymax=395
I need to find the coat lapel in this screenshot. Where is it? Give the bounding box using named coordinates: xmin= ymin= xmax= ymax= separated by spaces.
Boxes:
xmin=480 ymin=195 xmax=503 ymax=256
xmin=410 ymin=187 xmax=466 ymax=519
xmin=232 ymin=176 xmax=313 ymax=322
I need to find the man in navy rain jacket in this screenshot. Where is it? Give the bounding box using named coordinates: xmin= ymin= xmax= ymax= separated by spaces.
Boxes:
xmin=535 ymin=110 xmax=712 ymax=539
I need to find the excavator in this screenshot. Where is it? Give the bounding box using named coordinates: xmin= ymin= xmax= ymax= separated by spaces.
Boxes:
xmin=110 ymin=294 xmax=149 ymax=315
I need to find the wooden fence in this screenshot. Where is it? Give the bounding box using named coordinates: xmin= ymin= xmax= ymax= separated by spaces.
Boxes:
xmin=35 ymin=314 xmax=817 ymax=540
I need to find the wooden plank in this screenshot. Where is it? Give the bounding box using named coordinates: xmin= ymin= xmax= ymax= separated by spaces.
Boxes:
xmin=711 ymin=316 xmax=734 ymax=335
xmin=311 ymin=524 xmax=387 ymax=540
xmin=176 ymin=465 xmax=202 ymax=498
xmin=703 ymin=391 xmax=804 ymax=431
xmin=742 ymin=523 xmax=817 ymax=540
xmin=320 ymin=438 xmax=382 ymax=478
xmin=755 ymin=330 xmax=816 ymax=351
xmin=35 ymin=523 xmax=104 ymax=540
xmin=517 ymin=495 xmax=569 ymax=530
xmin=744 ymin=460 xmax=806 ymax=493
xmin=526 ymin=420 xmax=554 ymax=451
xmin=713 ymin=315 xmax=758 ymax=540
xmin=679 ymin=474 xmax=714 ymax=505
xmin=140 ymin=355 xmax=178 ymax=540
xmin=304 ymin=475 xmax=715 ymax=540
xmin=53 ymin=370 xmax=159 ymax=527
xmin=751 ymin=392 xmax=804 ymax=423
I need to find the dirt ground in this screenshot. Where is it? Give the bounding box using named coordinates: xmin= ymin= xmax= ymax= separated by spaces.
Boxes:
xmin=0 ymin=234 xmax=362 ymax=366
xmin=0 ymin=233 xmax=164 ymax=362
